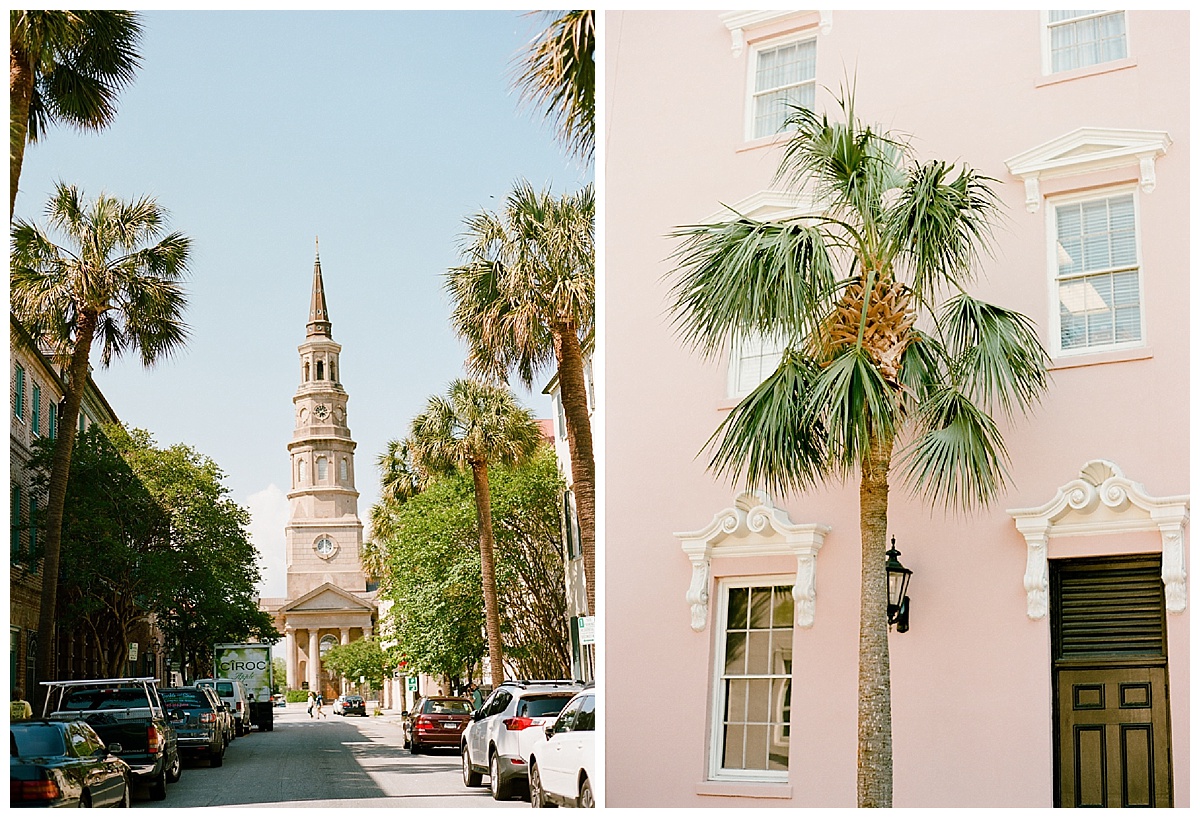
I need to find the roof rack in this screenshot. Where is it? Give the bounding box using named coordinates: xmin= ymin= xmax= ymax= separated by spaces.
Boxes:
xmin=498 ymin=679 xmax=582 ymax=689
xmin=41 ymin=677 xmax=159 ymax=687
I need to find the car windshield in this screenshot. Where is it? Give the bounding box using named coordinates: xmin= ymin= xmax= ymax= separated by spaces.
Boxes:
xmin=423 ymin=699 xmax=470 ymax=715
xmin=517 ymin=694 xmax=574 ymax=718
xmin=160 ymin=690 xmax=210 ymax=708
xmin=11 ymin=725 xmax=66 ymax=757
xmin=59 ymin=688 xmax=150 ymax=711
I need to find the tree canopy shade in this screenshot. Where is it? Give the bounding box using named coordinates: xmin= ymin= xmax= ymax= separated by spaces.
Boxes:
xmin=512 ymin=9 xmax=595 ymax=164
xmin=446 ymin=180 xmax=597 ymax=615
xmin=11 ymin=183 xmax=190 ymax=699
xmin=668 ymin=93 xmax=1050 ymax=807
xmin=407 ymin=379 xmax=544 ymax=689
xmin=9 ymin=10 xmax=142 ymax=217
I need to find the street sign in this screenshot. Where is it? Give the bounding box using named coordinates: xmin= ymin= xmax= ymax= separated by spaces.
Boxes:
xmin=406 ymin=676 xmax=418 ymax=693
xmin=128 ymin=643 xmax=139 ymax=662
xmin=577 ymin=616 xmax=596 ymax=646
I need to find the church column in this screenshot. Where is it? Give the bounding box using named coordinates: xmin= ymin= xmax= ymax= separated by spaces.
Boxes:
xmin=285 ymin=626 xmax=297 ymax=690
xmin=308 ymin=629 xmax=320 ymax=692
xmin=340 ymin=628 xmax=350 ymax=694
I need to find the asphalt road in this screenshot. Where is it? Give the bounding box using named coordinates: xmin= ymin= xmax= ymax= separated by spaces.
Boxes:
xmin=134 ymin=705 xmax=525 ymax=808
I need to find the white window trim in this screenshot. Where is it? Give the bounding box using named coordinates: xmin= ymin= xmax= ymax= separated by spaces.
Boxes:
xmin=727 ymin=333 xmax=787 ymax=399
xmin=1045 ymin=184 xmax=1145 ymax=358
xmin=720 ymin=10 xmax=832 ymax=58
xmin=707 ymin=574 xmax=794 ymax=783
xmin=742 ymin=31 xmax=818 ymax=143
xmin=1040 ymin=10 xmax=1131 ymax=77
xmin=1007 ymin=459 xmax=1188 ymax=618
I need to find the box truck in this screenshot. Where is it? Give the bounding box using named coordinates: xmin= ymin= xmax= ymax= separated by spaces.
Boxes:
xmin=213 ymin=643 xmax=274 ymax=732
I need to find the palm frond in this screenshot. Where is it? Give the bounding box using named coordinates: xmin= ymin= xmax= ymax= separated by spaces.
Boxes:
xmin=511 ymin=10 xmax=595 ymax=162
xmin=807 ymin=346 xmax=900 ymax=474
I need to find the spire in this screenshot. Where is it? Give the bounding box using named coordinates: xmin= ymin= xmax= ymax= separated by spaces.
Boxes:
xmin=307 ymin=237 xmax=332 ymax=338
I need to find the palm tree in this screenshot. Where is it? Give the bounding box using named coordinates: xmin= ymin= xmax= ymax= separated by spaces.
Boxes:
xmin=446 ymin=180 xmax=597 ymax=615
xmin=668 ymin=93 xmax=1050 ymax=807
xmin=9 ymin=10 xmax=142 ymax=217
xmin=11 ymin=182 xmax=190 ymax=701
xmin=512 ymin=9 xmax=595 ymax=164
xmin=406 ymin=379 xmax=543 ymax=689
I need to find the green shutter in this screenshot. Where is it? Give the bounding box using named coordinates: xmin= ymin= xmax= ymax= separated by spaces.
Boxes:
xmin=49 ymin=405 xmax=56 ymax=440
xmin=14 ymin=366 xmax=24 ymax=419
xmin=27 ymin=497 xmax=37 ymax=571
xmin=10 ymin=486 xmax=21 ymax=558
xmin=31 ymin=385 xmax=40 ymax=435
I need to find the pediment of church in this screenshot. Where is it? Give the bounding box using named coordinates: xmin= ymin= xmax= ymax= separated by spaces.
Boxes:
xmin=280 ymin=582 xmax=375 ymax=614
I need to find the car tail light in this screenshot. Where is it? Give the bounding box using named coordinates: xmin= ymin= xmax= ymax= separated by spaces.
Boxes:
xmin=147 ymin=725 xmax=162 ymax=754
xmin=414 ymin=716 xmax=434 ymax=729
xmin=502 ymin=716 xmax=536 ymax=731
xmin=236 ymin=701 xmax=243 ymax=712
xmin=13 ymin=779 xmax=61 ymax=801
xmin=200 ymin=712 xmax=217 ymax=723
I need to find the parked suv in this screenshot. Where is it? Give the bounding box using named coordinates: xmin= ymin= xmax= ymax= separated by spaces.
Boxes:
xmin=194 ymin=679 xmax=251 ymax=736
xmin=160 ymin=687 xmax=227 ymax=767
xmin=527 ymin=684 xmax=597 ymax=807
xmin=461 ymin=679 xmax=581 ymax=801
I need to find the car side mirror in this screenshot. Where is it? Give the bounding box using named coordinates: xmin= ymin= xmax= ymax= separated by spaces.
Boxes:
xmin=472 ymin=709 xmax=483 ymax=722
xmin=544 ymin=724 xmax=555 ymax=740
xmin=401 ymin=711 xmax=409 ymax=718
xmin=107 ymin=743 xmax=123 ymax=754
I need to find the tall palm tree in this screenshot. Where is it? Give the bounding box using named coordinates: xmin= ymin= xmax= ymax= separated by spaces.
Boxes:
xmin=512 ymin=9 xmax=595 ymax=164
xmin=668 ymin=93 xmax=1049 ymax=807
xmin=446 ymin=180 xmax=597 ymax=615
xmin=9 ymin=10 xmax=142 ymax=217
xmin=11 ymin=182 xmax=190 ymax=700
xmin=406 ymin=379 xmax=543 ymax=689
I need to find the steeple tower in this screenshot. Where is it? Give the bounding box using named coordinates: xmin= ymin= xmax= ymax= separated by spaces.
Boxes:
xmin=283 ymin=245 xmax=366 ymax=600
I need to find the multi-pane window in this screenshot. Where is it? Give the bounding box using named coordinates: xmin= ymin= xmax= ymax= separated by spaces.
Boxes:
xmin=317 ymin=457 xmax=328 ymax=482
xmin=1047 ymin=11 xmax=1127 ymax=73
xmin=730 ymin=334 xmax=786 ymax=397
xmin=31 ymin=384 xmax=40 ymax=436
xmin=713 ymin=581 xmax=793 ymax=779
xmin=751 ymin=38 xmax=816 ymax=139
xmin=1054 ymin=192 xmax=1141 ymax=353
xmin=14 ymin=365 xmax=25 ymax=419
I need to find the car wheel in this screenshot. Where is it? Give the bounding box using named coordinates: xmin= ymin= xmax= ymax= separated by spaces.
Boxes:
xmin=78 ymin=790 xmax=91 ymax=808
xmin=118 ymin=775 xmax=132 ymax=808
xmin=211 ymin=743 xmax=224 ymax=768
xmin=490 ymin=753 xmax=513 ymax=801
xmin=402 ymin=731 xmax=410 ymax=750
xmin=462 ymin=745 xmax=482 ymax=787
xmin=410 ymin=740 xmax=422 ymax=755
xmin=166 ymin=751 xmax=182 ymax=783
xmin=529 ymin=761 xmax=556 ymax=808
xmin=149 ymin=769 xmax=168 ymax=801
xmin=577 ymin=777 xmax=594 ymax=809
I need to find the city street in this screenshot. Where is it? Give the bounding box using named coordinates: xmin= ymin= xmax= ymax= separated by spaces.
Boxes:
xmin=135 ymin=705 xmax=525 ymax=808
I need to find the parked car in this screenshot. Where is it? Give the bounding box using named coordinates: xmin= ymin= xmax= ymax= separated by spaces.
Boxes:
xmin=333 ymin=695 xmax=366 ymax=717
xmin=41 ymin=677 xmax=181 ymax=801
xmin=198 ymin=687 xmax=236 ymax=747
xmin=159 ymin=687 xmax=227 ymax=767
xmin=194 ymin=679 xmax=252 ymax=736
xmin=527 ymin=685 xmax=596 ymax=808
xmin=10 ymin=719 xmax=133 ymax=807
xmin=461 ymin=680 xmax=581 ymax=801
xmin=402 ymin=697 xmax=472 ymax=752
xmin=272 ymin=694 xmax=287 ymax=708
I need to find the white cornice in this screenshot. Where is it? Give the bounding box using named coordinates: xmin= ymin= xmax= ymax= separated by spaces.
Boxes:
xmin=1004 ymin=127 xmax=1172 ymax=212
xmin=707 ymin=189 xmax=817 ymax=223
xmin=719 ymin=10 xmax=832 ymax=57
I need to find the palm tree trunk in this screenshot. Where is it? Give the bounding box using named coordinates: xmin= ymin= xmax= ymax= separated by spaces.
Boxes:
xmin=469 ymin=459 xmax=506 ymax=689
xmin=551 ymin=322 xmax=596 ymax=615
xmin=34 ymin=313 xmax=97 ymax=707
xmin=857 ymin=432 xmax=894 ymax=807
xmin=9 ymin=40 xmax=33 ymax=218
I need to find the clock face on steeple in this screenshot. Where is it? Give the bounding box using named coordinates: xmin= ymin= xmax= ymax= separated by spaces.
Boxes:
xmin=314 ymin=536 xmax=337 ymax=558
xmin=314 ymin=403 xmax=330 ymax=421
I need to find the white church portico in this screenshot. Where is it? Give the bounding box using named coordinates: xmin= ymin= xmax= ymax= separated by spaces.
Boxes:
xmin=261 ymin=245 xmax=377 ymax=701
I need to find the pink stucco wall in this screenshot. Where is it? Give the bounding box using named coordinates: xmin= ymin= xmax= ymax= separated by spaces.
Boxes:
xmin=603 ymin=10 xmax=1188 ymax=808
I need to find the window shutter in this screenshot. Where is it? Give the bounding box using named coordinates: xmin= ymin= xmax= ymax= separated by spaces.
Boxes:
xmin=1053 ymin=556 xmax=1166 ymax=660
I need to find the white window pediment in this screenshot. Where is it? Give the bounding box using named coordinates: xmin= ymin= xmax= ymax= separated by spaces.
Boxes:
xmin=676 ymin=490 xmax=831 ymax=632
xmin=1005 ymin=127 xmax=1172 ymax=212
xmin=710 ymin=189 xmax=815 ymax=224
xmin=720 ymin=10 xmax=833 ymax=57
xmin=1007 ymin=460 xmax=1189 ymax=619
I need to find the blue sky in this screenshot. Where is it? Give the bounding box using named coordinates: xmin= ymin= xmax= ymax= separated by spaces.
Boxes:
xmin=14 ymin=10 xmax=592 ymax=598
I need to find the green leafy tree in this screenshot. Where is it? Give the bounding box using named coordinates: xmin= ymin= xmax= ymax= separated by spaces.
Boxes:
xmin=669 ymin=93 xmax=1050 ymax=807
xmin=9 ymin=10 xmax=142 ymax=216
xmin=406 ymin=380 xmax=543 ymax=688
xmin=446 ymin=181 xmax=596 ymax=615
xmin=11 ymin=184 xmax=190 ymax=698
xmin=512 ymin=9 xmax=595 ymax=163
xmin=320 ymin=638 xmax=391 ymax=692
xmin=271 ymin=658 xmax=286 ymax=693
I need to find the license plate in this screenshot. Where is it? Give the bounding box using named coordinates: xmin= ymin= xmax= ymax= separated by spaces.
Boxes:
xmin=442 ymin=722 xmax=457 ymax=728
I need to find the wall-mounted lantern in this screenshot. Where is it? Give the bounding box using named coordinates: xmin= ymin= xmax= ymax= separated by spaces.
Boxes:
xmin=885 ymin=536 xmax=912 ymax=633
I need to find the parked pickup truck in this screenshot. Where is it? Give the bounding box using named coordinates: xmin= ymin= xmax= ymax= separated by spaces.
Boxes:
xmin=41 ymin=677 xmax=182 ymax=801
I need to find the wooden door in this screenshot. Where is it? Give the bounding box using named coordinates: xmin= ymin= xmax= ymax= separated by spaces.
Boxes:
xmin=1052 ymin=555 xmax=1172 ymax=808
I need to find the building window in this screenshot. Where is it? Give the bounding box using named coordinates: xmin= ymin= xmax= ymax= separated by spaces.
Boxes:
xmin=1052 ymin=191 xmax=1141 ymax=354
xmin=340 ymin=458 xmax=348 ymax=483
xmin=1046 ymin=10 xmax=1127 ymax=73
xmin=316 ymin=360 xmax=324 ymax=380
xmin=330 ymin=359 xmax=338 ymax=382
xmin=304 ymin=361 xmax=310 ymax=382
xmin=749 ymin=37 xmax=816 ymax=140
xmin=14 ymin=365 xmax=25 ymax=420
xmin=11 ymin=485 xmax=22 ymax=559
xmin=31 ymin=384 xmax=40 ymax=436
xmin=28 ymin=497 xmax=37 ymax=567
xmin=711 ymin=579 xmax=793 ymax=780
xmin=48 ymin=401 xmax=56 ymax=440
xmin=729 ymin=333 xmax=787 ymax=397
xmin=317 ymin=457 xmax=328 ymax=482
xmin=298 ymin=458 xmax=308 ymax=486
xmin=79 ymin=412 xmax=86 ymax=433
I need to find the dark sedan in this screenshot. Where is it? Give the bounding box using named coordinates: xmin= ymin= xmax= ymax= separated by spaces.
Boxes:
xmin=402 ymin=697 xmax=473 ymax=753
xmin=160 ymin=688 xmax=226 ymax=767
xmin=10 ymin=720 xmax=132 ymax=808
xmin=334 ymin=695 xmax=366 ymax=717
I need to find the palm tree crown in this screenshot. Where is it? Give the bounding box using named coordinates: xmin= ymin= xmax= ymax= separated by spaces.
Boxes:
xmin=512 ymin=9 xmax=595 ymax=163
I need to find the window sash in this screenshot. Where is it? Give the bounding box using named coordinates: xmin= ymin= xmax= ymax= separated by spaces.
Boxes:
xmin=730 ymin=333 xmax=787 ymax=397
xmin=751 ymin=38 xmax=816 ymax=140
xmin=1047 ymin=10 xmax=1127 ymax=73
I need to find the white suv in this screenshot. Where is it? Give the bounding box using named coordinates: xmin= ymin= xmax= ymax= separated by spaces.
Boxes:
xmin=461 ymin=679 xmax=581 ymax=801
xmin=527 ymin=685 xmax=597 ymax=808
xmin=194 ymin=679 xmax=251 ymax=736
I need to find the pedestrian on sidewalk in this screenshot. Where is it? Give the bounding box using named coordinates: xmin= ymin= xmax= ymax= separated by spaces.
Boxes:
xmin=11 ymin=688 xmax=32 ymax=720
xmin=307 ymin=690 xmax=316 ymax=718
xmin=316 ymin=692 xmax=327 ymax=719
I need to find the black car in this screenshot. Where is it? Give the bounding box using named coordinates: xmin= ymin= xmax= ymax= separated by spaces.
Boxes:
xmin=334 ymin=695 xmax=366 ymax=717
xmin=10 ymin=720 xmax=132 ymax=808
xmin=160 ymin=688 xmax=227 ymax=767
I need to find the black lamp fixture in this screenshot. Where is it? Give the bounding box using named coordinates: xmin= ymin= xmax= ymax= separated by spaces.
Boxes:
xmin=885 ymin=535 xmax=912 ymax=634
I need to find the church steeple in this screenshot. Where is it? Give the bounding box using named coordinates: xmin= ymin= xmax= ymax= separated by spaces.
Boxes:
xmin=307 ymin=238 xmax=332 ymax=338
